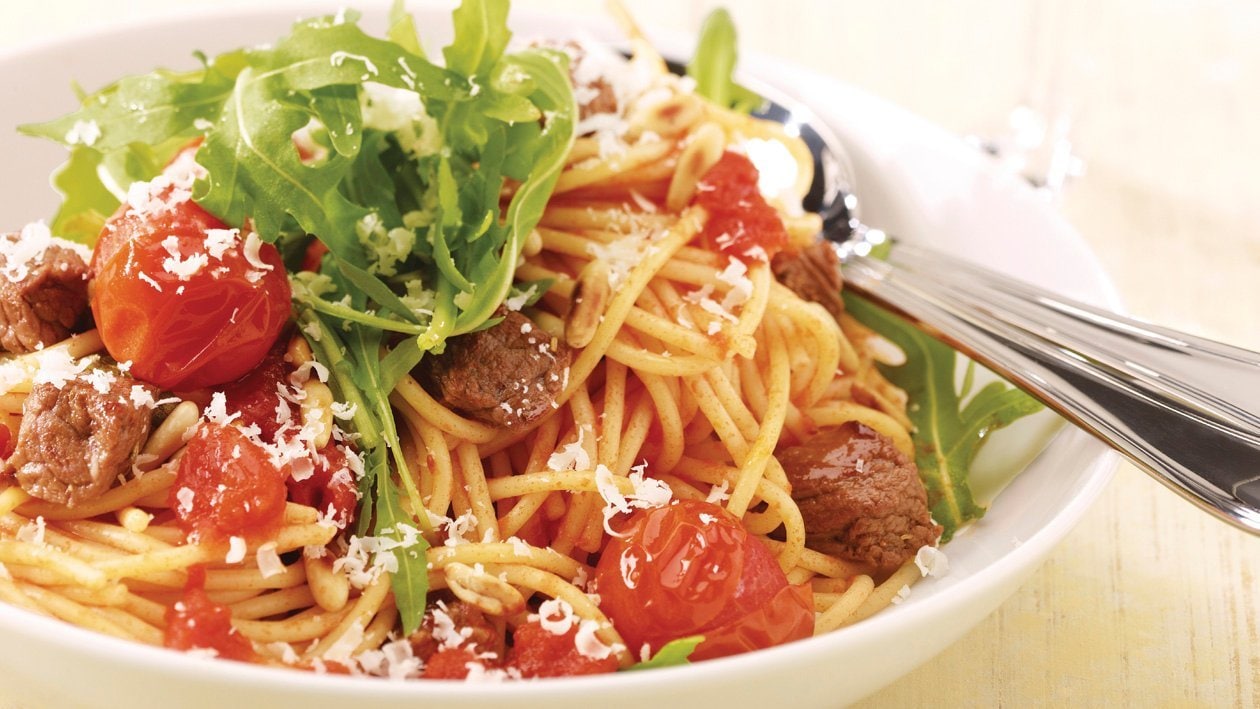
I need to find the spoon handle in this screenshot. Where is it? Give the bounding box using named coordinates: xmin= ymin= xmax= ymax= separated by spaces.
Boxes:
xmin=840 ymin=242 xmax=1260 ymax=535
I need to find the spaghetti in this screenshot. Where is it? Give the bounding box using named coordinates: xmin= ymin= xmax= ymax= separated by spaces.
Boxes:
xmin=0 ymin=4 xmax=946 ymax=681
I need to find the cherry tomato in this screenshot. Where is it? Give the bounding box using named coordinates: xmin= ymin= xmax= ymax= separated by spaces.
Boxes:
xmin=164 ymin=566 xmax=255 ymax=662
xmin=594 ymin=499 xmax=814 ymax=662
xmin=91 ymin=211 xmax=290 ymax=391
xmin=507 ymin=620 xmax=619 ymax=678
xmin=692 ymin=151 xmax=789 ymax=262
xmin=169 ymin=423 xmax=287 ymax=544
xmin=91 ymin=139 xmax=290 ymax=391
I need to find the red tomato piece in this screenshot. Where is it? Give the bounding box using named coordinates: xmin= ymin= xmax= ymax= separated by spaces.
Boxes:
xmin=507 ymin=620 xmax=619 ymax=678
xmin=422 ymin=647 xmax=485 ymax=680
xmin=594 ymin=499 xmax=814 ymax=661
xmin=169 ymin=423 xmax=287 ymax=544
xmin=286 ymin=443 xmax=360 ymax=531
xmin=221 ymin=343 xmax=292 ymax=443
xmin=692 ymin=151 xmax=790 ymax=262
xmin=164 ymin=567 xmax=255 ymax=662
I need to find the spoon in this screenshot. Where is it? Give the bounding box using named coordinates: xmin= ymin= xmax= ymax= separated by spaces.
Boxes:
xmin=743 ymin=76 xmax=1260 ymax=536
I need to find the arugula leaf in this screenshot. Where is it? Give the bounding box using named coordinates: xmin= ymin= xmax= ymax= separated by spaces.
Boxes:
xmin=19 ymin=52 xmax=244 ymax=151
xmin=686 ymin=8 xmax=762 ymax=114
xmin=623 ymin=636 xmax=705 ymax=671
xmin=444 ymin=0 xmax=511 ymax=78
xmin=844 ymin=294 xmax=1044 ymax=540
xmin=373 ymin=451 xmax=430 ymax=636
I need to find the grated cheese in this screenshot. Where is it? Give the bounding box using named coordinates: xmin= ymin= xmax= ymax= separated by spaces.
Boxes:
xmin=256 ymin=542 xmax=285 ymax=578
xmin=594 ymin=462 xmax=672 ymax=536
xmin=915 ymin=546 xmax=950 ymax=578
xmin=225 ymin=536 xmax=247 ymax=564
xmin=16 ymin=516 xmax=46 ymax=546
xmin=0 ymin=222 xmax=52 ymax=283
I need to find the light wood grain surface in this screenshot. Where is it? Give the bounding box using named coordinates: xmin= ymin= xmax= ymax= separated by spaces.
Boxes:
xmin=1 ymin=1 xmax=1257 ymax=706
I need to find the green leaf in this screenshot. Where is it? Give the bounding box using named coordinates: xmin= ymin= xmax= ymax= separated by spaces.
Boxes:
xmin=623 ymin=636 xmax=705 ymax=671
xmin=387 ymin=0 xmax=427 ymax=59
xmin=844 ymin=293 xmax=1043 ymax=540
xmin=686 ymin=9 xmax=762 ymax=114
xmin=372 ymin=446 xmax=431 ymax=636
xmin=45 ymin=147 xmax=117 ymax=244
xmin=18 ymin=53 xmax=244 ymax=151
xmin=444 ymin=0 xmax=511 ymax=78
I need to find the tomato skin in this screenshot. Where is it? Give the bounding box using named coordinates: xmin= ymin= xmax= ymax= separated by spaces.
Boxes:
xmin=594 ymin=499 xmax=814 ymax=661
xmin=692 ymin=151 xmax=790 ymax=262
xmin=507 ymin=620 xmax=619 ymax=678
xmin=169 ymin=423 xmax=287 ymax=543
xmin=164 ymin=567 xmax=255 ymax=661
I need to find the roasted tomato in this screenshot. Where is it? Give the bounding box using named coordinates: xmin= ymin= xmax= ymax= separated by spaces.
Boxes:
xmin=594 ymin=499 xmax=814 ymax=661
xmin=164 ymin=566 xmax=255 ymax=661
xmin=692 ymin=151 xmax=790 ymax=262
xmin=169 ymin=423 xmax=287 ymax=544
xmin=91 ymin=145 xmax=290 ymax=391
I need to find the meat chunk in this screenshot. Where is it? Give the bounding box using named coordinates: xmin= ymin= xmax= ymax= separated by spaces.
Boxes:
xmin=771 ymin=241 xmax=846 ymax=322
xmin=532 ymin=40 xmax=618 ymax=123
xmin=407 ymin=597 xmax=504 ymax=662
xmin=780 ymin=422 xmax=940 ymax=568
xmin=6 ymin=374 xmax=154 ymax=507
xmin=0 ymin=230 xmax=90 ymax=353
xmin=419 ymin=310 xmax=571 ymax=429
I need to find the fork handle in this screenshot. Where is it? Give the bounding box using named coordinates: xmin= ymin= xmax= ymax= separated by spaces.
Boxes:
xmin=840 ymin=242 xmax=1260 ymax=535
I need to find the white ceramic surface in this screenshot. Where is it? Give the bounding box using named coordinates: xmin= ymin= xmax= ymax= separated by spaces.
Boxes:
xmin=0 ymin=4 xmax=1119 ymax=708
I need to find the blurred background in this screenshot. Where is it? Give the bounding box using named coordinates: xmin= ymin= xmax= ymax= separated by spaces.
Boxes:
xmin=1 ymin=0 xmax=1256 ymax=705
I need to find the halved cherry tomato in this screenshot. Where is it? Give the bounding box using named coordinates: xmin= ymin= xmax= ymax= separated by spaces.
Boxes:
xmin=164 ymin=566 xmax=255 ymax=662
xmin=169 ymin=423 xmax=287 ymax=544
xmin=594 ymin=499 xmax=814 ymax=662
xmin=91 ymin=144 xmax=290 ymax=391
xmin=691 ymin=151 xmax=790 ymax=262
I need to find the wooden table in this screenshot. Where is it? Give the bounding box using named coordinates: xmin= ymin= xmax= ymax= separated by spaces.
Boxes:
xmin=1 ymin=0 xmax=1256 ymax=706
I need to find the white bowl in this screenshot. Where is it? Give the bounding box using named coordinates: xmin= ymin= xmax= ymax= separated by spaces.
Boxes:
xmin=0 ymin=4 xmax=1119 ymax=707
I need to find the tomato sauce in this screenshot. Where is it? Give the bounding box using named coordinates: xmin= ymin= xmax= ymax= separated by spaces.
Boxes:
xmin=0 ymin=423 xmax=13 ymax=460
xmin=169 ymin=423 xmax=287 ymax=544
xmin=164 ymin=567 xmax=255 ymax=662
xmin=507 ymin=620 xmax=619 ymax=678
xmin=692 ymin=151 xmax=790 ymax=262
